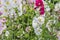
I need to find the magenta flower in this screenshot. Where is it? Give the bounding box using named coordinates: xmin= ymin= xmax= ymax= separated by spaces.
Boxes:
xmin=34 ymin=0 xmax=44 ymax=15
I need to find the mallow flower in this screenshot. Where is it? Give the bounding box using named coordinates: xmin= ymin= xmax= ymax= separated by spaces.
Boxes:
xmin=54 ymin=2 xmax=60 ymax=11
xmin=34 ymin=0 xmax=45 ymax=15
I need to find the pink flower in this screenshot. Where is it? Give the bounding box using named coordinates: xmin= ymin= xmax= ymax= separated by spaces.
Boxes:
xmin=34 ymin=0 xmax=44 ymax=15
xmin=0 ymin=12 xmax=3 ymax=16
xmin=2 ymin=18 xmax=6 ymax=23
xmin=0 ymin=18 xmax=6 ymax=23
xmin=0 ymin=5 xmax=2 ymax=7
xmin=0 ymin=18 xmax=6 ymax=35
xmin=0 ymin=22 xmax=6 ymax=35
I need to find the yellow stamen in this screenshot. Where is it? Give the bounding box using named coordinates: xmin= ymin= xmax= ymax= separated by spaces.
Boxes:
xmin=38 ymin=18 xmax=41 ymax=22
xmin=6 ymin=1 xmax=9 ymax=5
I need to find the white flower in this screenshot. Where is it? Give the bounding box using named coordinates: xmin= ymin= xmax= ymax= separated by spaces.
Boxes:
xmin=37 ymin=16 xmax=45 ymax=25
xmin=2 ymin=0 xmax=12 ymax=9
xmin=9 ymin=8 xmax=15 ymax=15
xmin=0 ymin=0 xmax=22 ymax=17
xmin=44 ymin=1 xmax=50 ymax=12
xmin=32 ymin=16 xmax=45 ymax=35
xmin=2 ymin=7 xmax=9 ymax=16
xmin=5 ymin=31 xmax=10 ymax=37
xmin=34 ymin=28 xmax=42 ymax=35
xmin=32 ymin=17 xmax=39 ymax=29
xmin=32 ymin=16 xmax=44 ymax=29
xmin=0 ymin=6 xmax=4 ymax=12
xmin=54 ymin=2 xmax=60 ymax=11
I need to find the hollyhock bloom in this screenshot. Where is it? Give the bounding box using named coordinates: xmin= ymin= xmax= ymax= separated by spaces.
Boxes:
xmin=32 ymin=16 xmax=44 ymax=35
xmin=34 ymin=0 xmax=45 ymax=15
xmin=32 ymin=17 xmax=38 ymax=29
xmin=2 ymin=18 xmax=6 ymax=23
xmin=0 ymin=18 xmax=6 ymax=23
xmin=0 ymin=6 xmax=9 ymax=16
xmin=37 ymin=16 xmax=45 ymax=25
xmin=34 ymin=27 xmax=42 ymax=35
xmin=32 ymin=16 xmax=45 ymax=29
xmin=54 ymin=2 xmax=60 ymax=11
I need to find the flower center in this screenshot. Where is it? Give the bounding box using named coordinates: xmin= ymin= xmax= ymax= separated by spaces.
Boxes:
xmin=6 ymin=2 xmax=10 ymax=5
xmin=38 ymin=18 xmax=41 ymax=22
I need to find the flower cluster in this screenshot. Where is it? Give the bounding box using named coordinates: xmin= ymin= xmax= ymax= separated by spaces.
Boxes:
xmin=0 ymin=0 xmax=60 ymax=40
xmin=0 ymin=0 xmax=22 ymax=17
xmin=32 ymin=16 xmax=45 ymax=35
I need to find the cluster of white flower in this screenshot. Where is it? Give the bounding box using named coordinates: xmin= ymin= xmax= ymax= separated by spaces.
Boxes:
xmin=54 ymin=2 xmax=60 ymax=11
xmin=0 ymin=0 xmax=22 ymax=36
xmin=32 ymin=16 xmax=45 ymax=35
xmin=0 ymin=0 xmax=22 ymax=17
